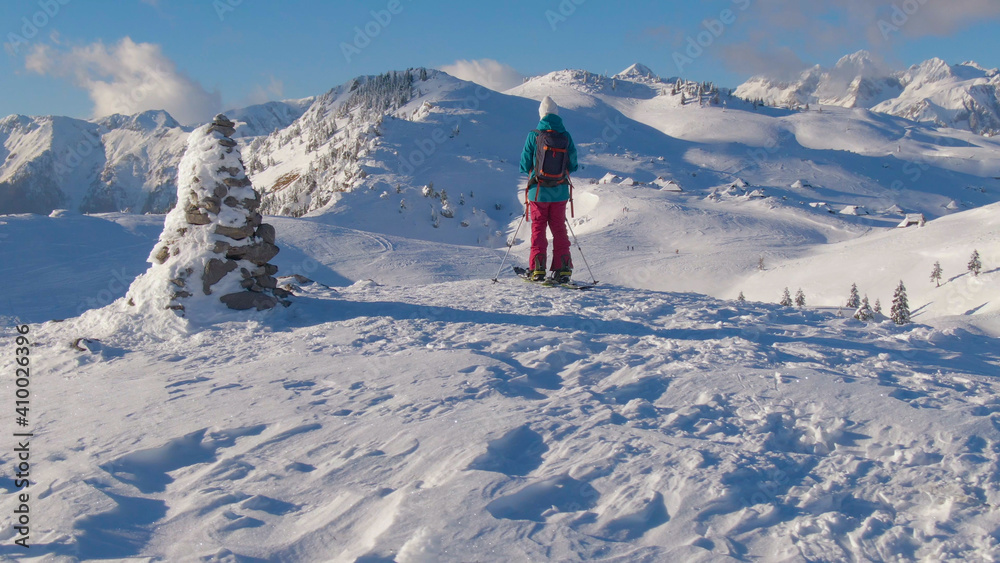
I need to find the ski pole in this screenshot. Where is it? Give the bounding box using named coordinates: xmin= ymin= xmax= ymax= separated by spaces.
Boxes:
xmin=565 ymin=217 xmax=597 ymax=285
xmin=492 ymin=211 xmax=526 ymax=283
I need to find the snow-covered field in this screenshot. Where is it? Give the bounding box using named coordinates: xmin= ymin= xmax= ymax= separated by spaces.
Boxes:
xmin=2 ymin=62 xmax=1000 ymax=561
xmin=4 ymin=264 xmax=1000 ymax=562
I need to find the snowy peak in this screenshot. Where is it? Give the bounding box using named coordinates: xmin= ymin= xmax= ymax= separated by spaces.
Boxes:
xmin=735 ymin=50 xmax=903 ymax=109
xmin=225 ymin=98 xmax=315 ymax=138
xmin=615 ymin=63 xmax=657 ymax=80
xmin=875 ymin=58 xmax=1000 ymax=134
xmin=736 ymin=51 xmax=1000 ymax=134
xmin=97 ymin=110 xmax=183 ymax=133
xmin=831 ymin=50 xmax=888 ymax=78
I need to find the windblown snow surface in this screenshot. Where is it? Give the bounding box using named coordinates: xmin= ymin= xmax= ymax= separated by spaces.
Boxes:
xmin=2 ymin=204 xmax=1000 ymax=562
xmin=2 ymin=65 xmax=1000 ymax=562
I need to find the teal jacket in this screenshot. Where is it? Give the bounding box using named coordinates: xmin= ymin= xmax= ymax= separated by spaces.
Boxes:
xmin=520 ymin=114 xmax=578 ymax=202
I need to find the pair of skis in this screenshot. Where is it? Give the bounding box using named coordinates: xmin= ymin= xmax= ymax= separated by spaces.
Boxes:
xmin=512 ymin=267 xmax=597 ymax=290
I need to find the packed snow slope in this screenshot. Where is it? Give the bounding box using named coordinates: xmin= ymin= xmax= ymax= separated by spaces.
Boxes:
xmin=736 ymin=201 xmax=1000 ymax=321
xmin=4 ymin=269 xmax=1000 ymax=562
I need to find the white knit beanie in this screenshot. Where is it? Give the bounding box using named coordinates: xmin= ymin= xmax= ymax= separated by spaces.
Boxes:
xmin=539 ymin=96 xmax=558 ymax=118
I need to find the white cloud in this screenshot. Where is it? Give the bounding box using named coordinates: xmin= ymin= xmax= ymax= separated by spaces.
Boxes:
xmin=242 ymin=75 xmax=286 ymax=107
xmin=438 ymin=59 xmax=524 ymax=92
xmin=24 ymin=37 xmax=221 ymax=125
xmin=658 ymin=0 xmax=1000 ymax=80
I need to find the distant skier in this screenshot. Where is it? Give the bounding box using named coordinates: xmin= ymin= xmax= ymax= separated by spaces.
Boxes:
xmin=520 ymin=96 xmax=578 ymax=282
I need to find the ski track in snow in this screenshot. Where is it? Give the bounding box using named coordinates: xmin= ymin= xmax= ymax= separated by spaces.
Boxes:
xmin=3 ymin=278 xmax=1000 ymax=562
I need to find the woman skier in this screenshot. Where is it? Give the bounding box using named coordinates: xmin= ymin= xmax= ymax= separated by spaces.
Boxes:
xmin=520 ymin=96 xmax=579 ymax=282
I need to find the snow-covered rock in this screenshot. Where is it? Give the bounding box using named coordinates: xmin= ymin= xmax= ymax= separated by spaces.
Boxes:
xmin=126 ymin=114 xmax=289 ymax=321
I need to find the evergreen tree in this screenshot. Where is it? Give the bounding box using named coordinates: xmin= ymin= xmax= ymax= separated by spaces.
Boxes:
xmin=890 ymin=280 xmax=911 ymax=324
xmin=873 ymin=298 xmax=882 ymax=315
xmin=780 ymin=287 xmax=793 ymax=307
xmin=930 ymin=261 xmax=943 ymax=287
xmin=968 ymin=250 xmax=982 ymax=276
xmin=854 ymin=295 xmax=875 ymax=321
xmin=758 ymin=256 xmax=765 ymax=271
xmin=847 ymin=283 xmax=861 ymax=308
xmin=737 ymin=291 xmax=746 ymax=302
xmin=794 ymin=288 xmax=806 ymax=307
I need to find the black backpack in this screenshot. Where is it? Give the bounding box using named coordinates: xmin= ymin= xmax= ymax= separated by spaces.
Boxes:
xmin=532 ymin=129 xmax=570 ymax=188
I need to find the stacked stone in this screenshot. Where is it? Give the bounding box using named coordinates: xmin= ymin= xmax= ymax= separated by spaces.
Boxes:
xmin=150 ymin=114 xmax=291 ymax=313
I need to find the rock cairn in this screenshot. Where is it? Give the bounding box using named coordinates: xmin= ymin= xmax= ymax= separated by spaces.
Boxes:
xmin=127 ymin=114 xmax=291 ymax=317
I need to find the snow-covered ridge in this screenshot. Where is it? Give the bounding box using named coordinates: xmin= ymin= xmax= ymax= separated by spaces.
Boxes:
xmin=0 ymin=99 xmax=311 ymax=215
xmin=735 ymin=51 xmax=1000 ymax=135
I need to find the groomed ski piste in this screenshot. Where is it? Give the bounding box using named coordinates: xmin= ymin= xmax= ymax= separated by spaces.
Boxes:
xmin=2 ymin=64 xmax=1000 ymax=561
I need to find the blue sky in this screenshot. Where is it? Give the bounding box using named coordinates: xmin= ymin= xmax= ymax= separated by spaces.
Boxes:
xmin=4 ymin=0 xmax=1000 ymax=123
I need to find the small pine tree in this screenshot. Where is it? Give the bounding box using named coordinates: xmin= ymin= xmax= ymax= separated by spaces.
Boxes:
xmin=780 ymin=287 xmax=793 ymax=307
xmin=758 ymin=256 xmax=765 ymax=271
xmin=847 ymin=283 xmax=861 ymax=309
xmin=737 ymin=291 xmax=746 ymax=302
xmin=873 ymin=298 xmax=882 ymax=315
xmin=930 ymin=261 xmax=943 ymax=287
xmin=968 ymin=250 xmax=982 ymax=277
xmin=890 ymin=280 xmax=911 ymax=324
xmin=854 ymin=295 xmax=875 ymax=321
xmin=794 ymin=288 xmax=806 ymax=307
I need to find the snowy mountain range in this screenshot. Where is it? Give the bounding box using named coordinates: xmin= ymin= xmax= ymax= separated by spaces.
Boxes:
xmin=0 ymin=101 xmax=311 ymax=214
xmin=735 ymin=51 xmax=1000 ymax=135
xmin=6 ymin=53 xmax=1000 ymax=219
